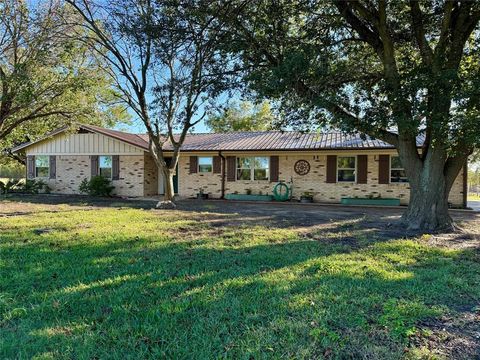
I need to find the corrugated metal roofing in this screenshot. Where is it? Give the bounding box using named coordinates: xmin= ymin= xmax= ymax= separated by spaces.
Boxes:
xmin=13 ymin=124 xmax=424 ymax=153
xmin=139 ymin=131 xmax=413 ymax=151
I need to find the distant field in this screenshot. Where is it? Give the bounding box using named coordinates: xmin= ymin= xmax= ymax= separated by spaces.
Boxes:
xmin=468 ymin=193 xmax=480 ymax=201
xmin=0 ymin=177 xmax=25 ymax=184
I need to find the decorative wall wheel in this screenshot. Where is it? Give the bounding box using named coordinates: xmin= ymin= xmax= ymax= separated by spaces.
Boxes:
xmin=294 ymin=160 xmax=310 ymax=176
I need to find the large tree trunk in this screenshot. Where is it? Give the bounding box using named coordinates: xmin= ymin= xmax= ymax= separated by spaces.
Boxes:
xmin=401 ymin=148 xmax=459 ymax=232
xmin=156 ymin=166 xmax=176 ymax=209
xmin=162 ymin=167 xmax=175 ymax=202
xmin=154 ymin=152 xmax=179 ymax=209
xmin=402 ymin=173 xmax=453 ymax=232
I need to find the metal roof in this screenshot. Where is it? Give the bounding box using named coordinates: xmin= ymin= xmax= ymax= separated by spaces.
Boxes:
xmin=13 ymin=124 xmax=421 ymax=153
xmin=139 ymin=131 xmax=414 ymax=151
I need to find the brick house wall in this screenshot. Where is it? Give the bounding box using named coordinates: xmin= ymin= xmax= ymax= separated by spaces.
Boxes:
xmin=178 ymin=152 xmax=465 ymax=207
xmin=24 ymin=131 xmax=154 ymax=197
xmin=143 ymin=154 xmax=159 ymax=196
xmin=31 ymin=154 xmax=146 ymax=197
xmin=21 ymin=129 xmax=465 ymax=205
xmin=112 ymin=155 xmax=145 ymax=197
xmin=40 ymin=155 xmax=91 ymax=194
xmin=178 ymin=155 xmax=223 ymax=198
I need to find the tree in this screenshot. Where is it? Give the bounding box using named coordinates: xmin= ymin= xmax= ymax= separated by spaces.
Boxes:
xmin=468 ymin=168 xmax=480 ymax=195
xmin=217 ymin=0 xmax=480 ymax=231
xmin=67 ymin=0 xmax=236 ymax=207
xmin=205 ymin=100 xmax=275 ymax=132
xmin=0 ymin=0 xmax=126 ymax=158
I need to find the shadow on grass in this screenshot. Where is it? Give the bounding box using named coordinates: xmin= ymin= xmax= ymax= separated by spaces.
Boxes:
xmin=8 ymin=193 xmax=476 ymax=240
xmin=1 ymin=221 xmax=479 ymax=359
xmin=1 ymin=193 xmax=157 ymax=209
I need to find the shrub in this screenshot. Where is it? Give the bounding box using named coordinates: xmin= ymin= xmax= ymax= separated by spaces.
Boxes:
xmin=0 ymin=179 xmax=21 ymax=194
xmin=79 ymin=176 xmax=115 ymax=197
xmin=23 ymin=179 xmax=50 ymax=194
xmin=0 ymin=179 xmax=50 ymax=195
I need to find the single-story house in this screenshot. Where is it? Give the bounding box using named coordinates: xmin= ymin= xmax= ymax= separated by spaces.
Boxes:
xmin=12 ymin=124 xmax=467 ymax=207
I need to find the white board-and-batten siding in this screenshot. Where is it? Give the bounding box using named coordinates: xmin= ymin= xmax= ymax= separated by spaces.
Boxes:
xmin=25 ymin=133 xmax=145 ymax=155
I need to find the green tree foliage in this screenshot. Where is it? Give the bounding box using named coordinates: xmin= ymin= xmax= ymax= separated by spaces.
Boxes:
xmin=205 ymin=101 xmax=275 ymax=132
xmin=0 ymin=161 xmax=24 ymax=178
xmin=216 ymin=0 xmax=480 ymax=230
xmin=67 ymin=0 xmax=237 ymax=204
xmin=0 ymin=0 xmax=128 ymax=154
xmin=468 ymin=168 xmax=480 ymax=194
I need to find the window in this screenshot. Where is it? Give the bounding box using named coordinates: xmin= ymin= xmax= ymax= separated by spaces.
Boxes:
xmin=390 ymin=156 xmax=408 ymax=183
xmin=99 ymin=156 xmax=112 ymax=179
xmin=236 ymin=157 xmax=269 ymax=181
xmin=35 ymin=155 xmax=49 ymax=178
xmin=198 ymin=157 xmax=213 ymax=173
xmin=337 ymin=156 xmax=356 ymax=182
xmin=253 ymin=157 xmax=269 ymax=180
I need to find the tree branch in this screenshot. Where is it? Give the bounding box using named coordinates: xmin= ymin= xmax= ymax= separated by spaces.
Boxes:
xmin=409 ymin=0 xmax=433 ymax=65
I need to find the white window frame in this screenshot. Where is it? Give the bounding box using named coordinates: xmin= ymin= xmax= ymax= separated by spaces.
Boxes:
xmin=236 ymin=156 xmax=270 ymax=181
xmin=99 ymin=155 xmax=113 ymax=179
xmin=337 ymin=155 xmax=357 ymax=183
xmin=198 ymin=156 xmax=213 ymax=173
xmin=35 ymin=155 xmax=50 ymax=178
xmin=390 ymin=155 xmax=408 ymax=183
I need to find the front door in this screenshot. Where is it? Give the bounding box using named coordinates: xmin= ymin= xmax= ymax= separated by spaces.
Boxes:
xmin=157 ymin=158 xmax=178 ymax=195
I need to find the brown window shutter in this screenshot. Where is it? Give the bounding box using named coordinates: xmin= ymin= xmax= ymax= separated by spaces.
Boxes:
xmin=27 ymin=155 xmax=35 ymax=179
xmin=378 ymin=155 xmax=390 ymax=184
xmin=91 ymin=155 xmax=99 ymax=177
xmin=326 ymin=155 xmax=337 ymax=183
xmin=226 ymin=156 xmax=236 ymax=181
xmin=49 ymin=156 xmax=56 ymax=179
xmin=189 ymin=156 xmax=198 ymax=174
xmin=270 ymin=156 xmax=279 ymax=182
xmin=112 ymin=155 xmax=120 ymax=180
xmin=213 ymin=156 xmax=221 ymax=174
xmin=357 ymin=155 xmax=368 ymax=184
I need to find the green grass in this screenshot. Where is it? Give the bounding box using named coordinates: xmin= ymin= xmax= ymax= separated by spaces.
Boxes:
xmin=468 ymin=193 xmax=480 ymax=201
xmin=0 ymin=198 xmax=479 ymax=359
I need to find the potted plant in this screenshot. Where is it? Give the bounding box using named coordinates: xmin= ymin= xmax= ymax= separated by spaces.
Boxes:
xmin=300 ymin=191 xmax=314 ymax=203
xmin=196 ymin=188 xmax=208 ymax=199
xmin=245 ymin=188 xmax=252 ymax=195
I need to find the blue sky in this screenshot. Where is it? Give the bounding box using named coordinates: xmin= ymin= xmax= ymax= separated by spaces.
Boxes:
xmin=115 ymin=118 xmax=210 ymax=135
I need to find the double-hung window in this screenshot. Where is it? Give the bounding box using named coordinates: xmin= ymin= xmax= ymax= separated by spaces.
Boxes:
xmin=198 ymin=157 xmax=213 ymax=173
xmin=236 ymin=157 xmax=269 ymax=180
xmin=390 ymin=156 xmax=408 ymax=183
xmin=337 ymin=156 xmax=356 ymax=182
xmin=35 ymin=155 xmax=49 ymax=178
xmin=99 ymin=156 xmax=112 ymax=179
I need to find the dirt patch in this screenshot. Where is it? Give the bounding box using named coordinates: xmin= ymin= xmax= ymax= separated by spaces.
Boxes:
xmin=409 ymin=307 xmax=480 ymax=359
xmin=425 ymin=232 xmax=480 ymax=251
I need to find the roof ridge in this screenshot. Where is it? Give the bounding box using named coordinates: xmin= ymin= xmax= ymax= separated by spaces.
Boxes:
xmin=137 ymin=130 xmax=350 ymax=136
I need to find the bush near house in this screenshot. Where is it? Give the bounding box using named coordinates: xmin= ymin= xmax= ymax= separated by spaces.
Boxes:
xmin=0 ymin=179 xmax=48 ymax=194
xmin=79 ymin=176 xmax=115 ymax=197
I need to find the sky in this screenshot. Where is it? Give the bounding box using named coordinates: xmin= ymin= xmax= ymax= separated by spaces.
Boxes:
xmin=114 ymin=118 xmax=210 ymax=135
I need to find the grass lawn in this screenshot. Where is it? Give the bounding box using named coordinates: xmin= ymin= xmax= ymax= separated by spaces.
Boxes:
xmin=1 ymin=196 xmax=479 ymax=359
xmin=468 ymin=193 xmax=480 ymax=201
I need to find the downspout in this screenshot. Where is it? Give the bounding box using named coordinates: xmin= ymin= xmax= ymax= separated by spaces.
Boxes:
xmin=219 ymin=151 xmax=226 ymax=199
